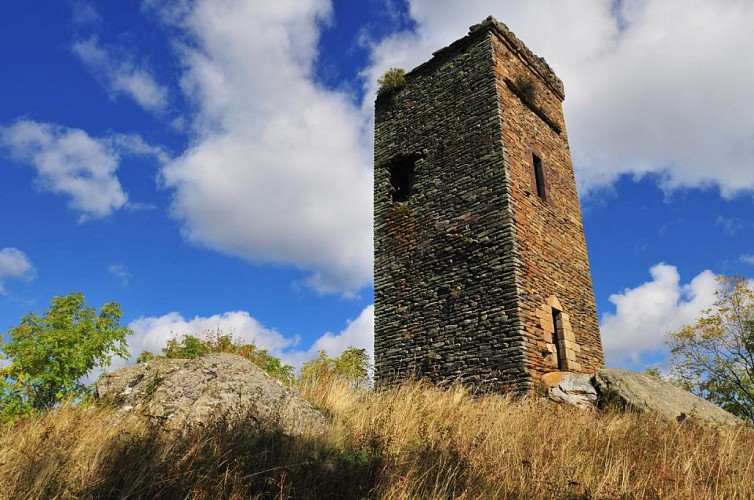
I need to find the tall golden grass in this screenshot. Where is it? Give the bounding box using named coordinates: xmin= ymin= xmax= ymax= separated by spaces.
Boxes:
xmin=0 ymin=380 xmax=752 ymax=499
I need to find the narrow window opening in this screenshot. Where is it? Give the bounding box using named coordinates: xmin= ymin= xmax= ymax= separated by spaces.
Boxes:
xmin=552 ymin=309 xmax=565 ymax=370
xmin=533 ymin=154 xmax=546 ymax=201
xmin=389 ymin=160 xmax=415 ymax=202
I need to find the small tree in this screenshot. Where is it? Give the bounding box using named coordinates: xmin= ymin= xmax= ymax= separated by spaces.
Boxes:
xmin=300 ymin=347 xmax=370 ymax=387
xmin=0 ymin=292 xmax=131 ymax=421
xmin=667 ymin=275 xmax=754 ymax=422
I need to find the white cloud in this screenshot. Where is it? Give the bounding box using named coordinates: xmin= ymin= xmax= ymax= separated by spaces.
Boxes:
xmin=0 ymin=248 xmax=35 ymax=293
xmin=366 ymin=0 xmax=754 ymax=197
xmin=108 ymin=264 xmax=133 ymax=287
xmin=740 ymin=255 xmax=754 ymax=265
xmin=600 ymin=264 xmax=718 ymax=368
xmin=0 ymin=120 xmax=165 ymax=221
xmin=119 ymin=305 xmax=374 ymax=372
xmin=72 ymin=36 xmax=169 ymax=113
xmin=145 ymin=0 xmax=373 ymax=295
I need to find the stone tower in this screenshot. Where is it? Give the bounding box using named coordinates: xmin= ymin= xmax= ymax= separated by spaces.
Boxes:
xmin=374 ymin=17 xmax=605 ymax=393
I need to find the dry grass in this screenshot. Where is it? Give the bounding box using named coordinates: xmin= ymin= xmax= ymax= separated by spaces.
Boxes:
xmin=1 ymin=380 xmax=752 ymax=499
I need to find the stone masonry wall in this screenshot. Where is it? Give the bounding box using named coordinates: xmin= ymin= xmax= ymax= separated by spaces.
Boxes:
xmin=374 ymin=29 xmax=529 ymax=392
xmin=489 ymin=22 xmax=605 ymax=376
xmin=374 ymin=17 xmax=604 ymax=392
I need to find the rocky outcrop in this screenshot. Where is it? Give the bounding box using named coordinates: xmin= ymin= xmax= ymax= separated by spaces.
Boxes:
xmin=97 ymin=353 xmax=326 ymax=435
xmin=592 ymin=369 xmax=741 ymax=427
xmin=96 ymin=357 xmax=190 ymax=412
xmin=543 ymin=369 xmax=741 ymax=426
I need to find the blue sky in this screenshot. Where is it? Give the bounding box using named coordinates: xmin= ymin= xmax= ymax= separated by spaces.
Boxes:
xmin=1 ymin=0 xmax=752 ymax=374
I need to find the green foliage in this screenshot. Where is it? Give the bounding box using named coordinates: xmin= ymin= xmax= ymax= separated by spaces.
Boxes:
xmin=0 ymin=292 xmax=131 ymax=423
xmin=300 ymin=347 xmax=370 ymax=387
xmin=139 ymin=329 xmax=295 ymax=385
xmin=376 ymin=68 xmax=406 ymax=96
xmin=667 ymin=275 xmax=754 ymax=422
xmin=162 ymin=334 xmax=211 ymax=360
xmin=135 ymin=351 xmax=156 ymax=364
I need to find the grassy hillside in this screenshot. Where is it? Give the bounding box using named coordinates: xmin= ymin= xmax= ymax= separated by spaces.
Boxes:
xmin=0 ymin=380 xmax=752 ymax=499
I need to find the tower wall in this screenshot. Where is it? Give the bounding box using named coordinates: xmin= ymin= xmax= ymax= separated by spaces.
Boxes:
xmin=489 ymin=24 xmax=605 ymax=376
xmin=374 ymin=17 xmax=604 ymax=392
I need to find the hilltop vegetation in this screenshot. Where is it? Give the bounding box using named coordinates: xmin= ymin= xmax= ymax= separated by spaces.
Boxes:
xmin=0 ymin=378 xmax=752 ymax=499
xmin=0 ymin=292 xmax=369 ymax=425
xmin=1 ymin=285 xmax=753 ymax=497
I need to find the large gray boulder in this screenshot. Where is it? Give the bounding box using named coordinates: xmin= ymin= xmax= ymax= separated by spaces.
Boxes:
xmin=593 ymin=369 xmax=741 ymax=427
xmin=97 ymin=353 xmax=326 ymax=435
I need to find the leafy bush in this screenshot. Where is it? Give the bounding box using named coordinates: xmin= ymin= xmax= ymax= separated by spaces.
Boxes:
xmin=162 ymin=334 xmax=211 ymax=360
xmin=300 ymin=347 xmax=370 ymax=387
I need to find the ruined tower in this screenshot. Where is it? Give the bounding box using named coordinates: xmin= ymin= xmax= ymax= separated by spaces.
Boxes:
xmin=374 ymin=17 xmax=605 ymax=392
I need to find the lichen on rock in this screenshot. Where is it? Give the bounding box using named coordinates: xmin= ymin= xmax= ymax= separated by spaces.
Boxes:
xmin=97 ymin=353 xmax=326 ymax=436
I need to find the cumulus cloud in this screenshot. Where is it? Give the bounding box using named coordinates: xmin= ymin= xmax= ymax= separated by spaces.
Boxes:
xmin=0 ymin=248 xmax=36 ymax=293
xmin=119 ymin=305 xmax=374 ymax=372
xmin=72 ymin=36 xmax=169 ymax=113
xmin=0 ymin=120 xmax=165 ymax=221
xmin=600 ymin=264 xmax=718 ymax=368
xmin=366 ymin=0 xmax=754 ymax=197
xmin=144 ymin=0 xmax=373 ymax=295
